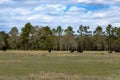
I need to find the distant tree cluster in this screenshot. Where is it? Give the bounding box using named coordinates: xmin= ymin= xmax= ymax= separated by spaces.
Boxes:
xmin=0 ymin=23 xmax=120 ymax=52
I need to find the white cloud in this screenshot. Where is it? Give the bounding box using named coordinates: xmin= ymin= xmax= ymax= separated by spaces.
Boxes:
xmin=27 ymin=15 xmax=42 ymax=20
xmin=61 ymin=4 xmax=120 ymax=27
xmin=12 ymin=8 xmax=31 ymax=15
xmin=92 ymin=12 xmax=106 ymax=18
xmin=23 ymin=0 xmax=120 ymax=6
xmin=65 ymin=6 xmax=86 ymax=16
xmin=69 ymin=6 xmax=85 ymax=12
xmin=0 ymin=7 xmax=31 ymax=16
xmin=89 ymin=6 xmax=120 ymax=26
xmin=24 ymin=0 xmax=37 ymax=4
xmin=27 ymin=14 xmax=53 ymax=22
xmin=0 ymin=0 xmax=120 ymax=31
xmin=75 ymin=0 xmax=120 ymax=4
xmin=76 ymin=0 xmax=107 ymax=4
xmin=11 ymin=16 xmax=27 ymax=21
xmin=34 ymin=4 xmax=66 ymax=14
xmin=0 ymin=0 xmax=9 ymax=3
xmin=34 ymin=5 xmax=46 ymax=11
xmin=28 ymin=4 xmax=120 ymax=28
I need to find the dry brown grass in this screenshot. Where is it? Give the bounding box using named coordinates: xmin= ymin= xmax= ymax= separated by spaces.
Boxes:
xmin=0 ymin=50 xmax=119 ymax=57
xmin=0 ymin=50 xmax=80 ymax=56
xmin=0 ymin=72 xmax=119 ymax=80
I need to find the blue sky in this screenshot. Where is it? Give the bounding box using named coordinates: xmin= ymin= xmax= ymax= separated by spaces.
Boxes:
xmin=0 ymin=0 xmax=120 ymax=32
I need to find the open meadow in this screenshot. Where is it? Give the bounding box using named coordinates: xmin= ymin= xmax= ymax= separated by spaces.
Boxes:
xmin=0 ymin=50 xmax=120 ymax=80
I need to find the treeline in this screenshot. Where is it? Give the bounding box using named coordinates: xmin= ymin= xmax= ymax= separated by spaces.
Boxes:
xmin=0 ymin=22 xmax=120 ymax=51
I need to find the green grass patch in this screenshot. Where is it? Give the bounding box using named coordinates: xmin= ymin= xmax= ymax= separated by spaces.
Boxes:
xmin=0 ymin=50 xmax=120 ymax=80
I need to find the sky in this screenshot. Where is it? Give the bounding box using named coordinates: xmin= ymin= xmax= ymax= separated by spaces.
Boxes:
xmin=0 ymin=0 xmax=120 ymax=32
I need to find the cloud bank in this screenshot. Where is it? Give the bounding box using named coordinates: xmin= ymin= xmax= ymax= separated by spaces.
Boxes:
xmin=0 ymin=0 xmax=120 ymax=32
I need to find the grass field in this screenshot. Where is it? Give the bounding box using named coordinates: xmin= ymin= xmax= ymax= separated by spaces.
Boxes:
xmin=0 ymin=50 xmax=120 ymax=80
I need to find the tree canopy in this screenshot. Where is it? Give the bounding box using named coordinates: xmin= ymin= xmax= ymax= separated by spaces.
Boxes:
xmin=0 ymin=23 xmax=120 ymax=51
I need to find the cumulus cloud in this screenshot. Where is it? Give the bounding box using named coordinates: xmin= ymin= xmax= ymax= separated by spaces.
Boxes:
xmin=12 ymin=8 xmax=31 ymax=15
xmin=0 ymin=7 xmax=31 ymax=16
xmin=27 ymin=14 xmax=53 ymax=22
xmin=92 ymin=6 xmax=120 ymax=25
xmin=34 ymin=4 xmax=66 ymax=14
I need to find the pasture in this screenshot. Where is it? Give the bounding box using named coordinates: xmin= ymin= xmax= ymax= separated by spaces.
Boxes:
xmin=0 ymin=50 xmax=120 ymax=80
